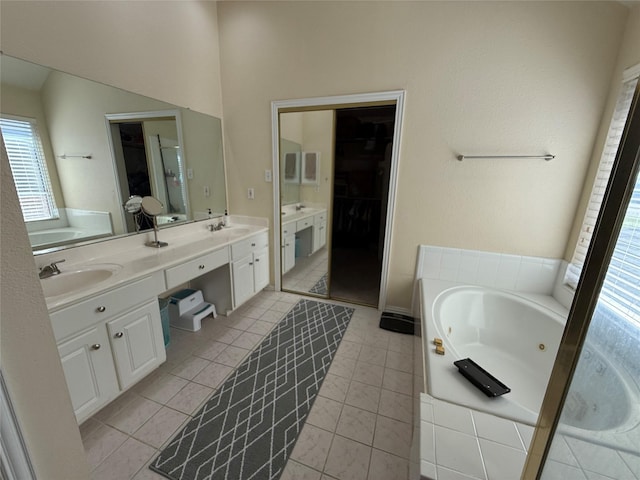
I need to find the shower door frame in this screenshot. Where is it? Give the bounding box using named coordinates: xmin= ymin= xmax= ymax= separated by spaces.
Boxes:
xmin=523 ymin=77 xmax=640 ymax=478
xmin=271 ymin=90 xmax=405 ymax=311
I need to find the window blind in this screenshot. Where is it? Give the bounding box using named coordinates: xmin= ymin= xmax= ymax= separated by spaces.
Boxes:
xmin=0 ymin=117 xmax=58 ymax=222
xmin=601 ymin=174 xmax=640 ymax=323
xmin=566 ymin=69 xmax=640 ymax=289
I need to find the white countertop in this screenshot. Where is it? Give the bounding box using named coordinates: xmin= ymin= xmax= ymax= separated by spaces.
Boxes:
xmin=36 ymin=216 xmax=268 ymax=312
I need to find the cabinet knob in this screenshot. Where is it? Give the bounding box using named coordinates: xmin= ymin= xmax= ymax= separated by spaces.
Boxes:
xmin=96 ymin=306 xmax=106 ymax=313
xmin=255 ymin=258 xmax=260 ymax=262
xmin=91 ymin=344 xmax=101 ymax=350
xmin=114 ymin=332 xmax=124 ymax=338
xmin=249 ymin=262 xmax=254 ymax=266
xmin=199 ymin=264 xmax=205 ymax=269
xmin=251 ymin=243 xmax=256 ymax=247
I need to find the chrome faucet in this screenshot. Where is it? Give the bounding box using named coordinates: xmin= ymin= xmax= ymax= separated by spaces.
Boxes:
xmin=39 ymin=259 xmax=66 ymax=279
xmin=295 ymin=204 xmax=305 ymax=211
xmin=208 ymin=220 xmax=225 ymax=232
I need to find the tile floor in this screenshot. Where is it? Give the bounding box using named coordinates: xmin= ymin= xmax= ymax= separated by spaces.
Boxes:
xmin=282 ymin=247 xmax=328 ymax=294
xmin=81 ymin=289 xmax=413 ymax=480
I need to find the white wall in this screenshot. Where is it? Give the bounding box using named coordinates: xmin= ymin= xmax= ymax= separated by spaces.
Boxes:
xmin=565 ymin=4 xmax=640 ymax=259
xmin=300 ymin=110 xmax=334 ymax=207
xmin=1 ymin=142 xmax=89 ymax=479
xmin=217 ymin=1 xmax=628 ymax=309
xmin=0 ymin=0 xmax=223 ymax=118
xmin=0 ymin=1 xmax=224 ymax=474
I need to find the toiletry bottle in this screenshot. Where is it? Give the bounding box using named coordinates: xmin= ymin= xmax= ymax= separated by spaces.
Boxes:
xmin=223 ymin=209 xmax=229 ymax=226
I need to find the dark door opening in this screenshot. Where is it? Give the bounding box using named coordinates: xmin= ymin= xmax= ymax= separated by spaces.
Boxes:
xmin=330 ymin=105 xmax=396 ymax=306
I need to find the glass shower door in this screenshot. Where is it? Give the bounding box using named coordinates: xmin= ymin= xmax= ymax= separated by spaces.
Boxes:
xmin=539 ymin=97 xmax=640 ymax=478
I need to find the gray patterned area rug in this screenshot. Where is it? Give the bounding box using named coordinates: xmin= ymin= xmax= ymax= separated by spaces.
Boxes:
xmin=150 ymin=299 xmax=354 ymax=480
xmin=309 ymin=273 xmax=328 ymax=295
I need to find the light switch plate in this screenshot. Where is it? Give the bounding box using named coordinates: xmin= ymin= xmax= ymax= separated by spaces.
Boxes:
xmin=265 ymin=169 xmax=272 ymax=182
xmin=248 ymin=188 xmax=255 ymax=199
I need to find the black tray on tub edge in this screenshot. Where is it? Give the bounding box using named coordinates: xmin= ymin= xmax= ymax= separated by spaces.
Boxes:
xmin=453 ymin=358 xmax=511 ymax=398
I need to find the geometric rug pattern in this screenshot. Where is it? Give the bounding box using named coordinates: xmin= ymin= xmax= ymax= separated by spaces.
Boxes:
xmin=150 ymin=299 xmax=354 ymax=480
xmin=309 ymin=273 xmax=328 ymax=296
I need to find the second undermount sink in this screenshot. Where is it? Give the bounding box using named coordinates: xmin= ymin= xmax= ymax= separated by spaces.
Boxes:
xmin=223 ymin=226 xmax=251 ymax=238
xmin=40 ymin=264 xmax=122 ymax=298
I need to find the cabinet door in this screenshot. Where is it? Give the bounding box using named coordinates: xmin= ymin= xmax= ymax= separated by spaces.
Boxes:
xmin=107 ymin=301 xmax=166 ymax=390
xmin=58 ymin=326 xmax=119 ymax=423
xmin=232 ymin=255 xmax=254 ymax=308
xmin=253 ymin=247 xmax=270 ymax=292
xmin=316 ymin=220 xmax=327 ymax=250
xmin=283 ymin=233 xmax=296 ymax=273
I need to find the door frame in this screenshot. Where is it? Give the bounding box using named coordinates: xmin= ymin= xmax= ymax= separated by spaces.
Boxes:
xmin=104 ymin=109 xmax=187 ymax=232
xmin=271 ymin=90 xmax=405 ymax=310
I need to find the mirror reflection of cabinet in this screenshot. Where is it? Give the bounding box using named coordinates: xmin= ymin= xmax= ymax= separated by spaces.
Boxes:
xmin=301 ymin=152 xmax=320 ymax=185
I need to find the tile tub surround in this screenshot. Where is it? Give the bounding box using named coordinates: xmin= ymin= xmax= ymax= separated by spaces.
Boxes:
xmin=412 ymin=245 xmax=569 ymax=317
xmin=418 ymin=394 xmax=533 ymax=479
xmin=417 ymin=393 xmax=640 ymax=480
xmin=80 ymin=291 xmax=416 ymax=480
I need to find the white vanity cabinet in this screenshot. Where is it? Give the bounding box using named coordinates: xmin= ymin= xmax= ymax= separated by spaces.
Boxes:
xmin=57 ymin=326 xmax=119 ymax=423
xmin=282 ymin=221 xmax=296 ymax=274
xmin=50 ymin=272 xmax=166 ymax=423
xmin=313 ymin=212 xmax=327 ymax=252
xmin=231 ymin=231 xmax=270 ymax=307
xmin=106 ymin=300 xmax=165 ymax=390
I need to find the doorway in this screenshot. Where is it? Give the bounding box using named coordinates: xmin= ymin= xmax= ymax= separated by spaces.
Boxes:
xmin=331 ymin=105 xmax=396 ymax=305
xmin=106 ymin=110 xmax=190 ymax=233
xmin=272 ymin=91 xmax=405 ymax=311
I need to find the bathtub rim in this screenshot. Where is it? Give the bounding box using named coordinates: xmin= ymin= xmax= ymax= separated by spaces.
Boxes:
xmin=419 ymin=278 xmax=569 ymax=426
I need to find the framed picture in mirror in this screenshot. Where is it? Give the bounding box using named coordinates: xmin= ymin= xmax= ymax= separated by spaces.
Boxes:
xmin=283 ymin=152 xmax=300 ymax=184
xmin=301 ymin=151 xmax=320 ymax=185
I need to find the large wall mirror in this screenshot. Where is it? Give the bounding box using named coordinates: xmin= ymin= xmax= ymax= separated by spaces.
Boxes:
xmin=279 ymin=110 xmax=333 ymax=298
xmin=0 ymin=54 xmax=227 ymax=252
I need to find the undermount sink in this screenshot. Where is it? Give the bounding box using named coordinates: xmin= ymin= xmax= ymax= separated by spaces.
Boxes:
xmin=223 ymin=226 xmax=251 ymax=237
xmin=40 ymin=264 xmax=122 ymax=298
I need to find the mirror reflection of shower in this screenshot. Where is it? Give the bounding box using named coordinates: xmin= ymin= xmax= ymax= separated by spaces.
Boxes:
xmin=108 ymin=113 xmax=189 ymax=234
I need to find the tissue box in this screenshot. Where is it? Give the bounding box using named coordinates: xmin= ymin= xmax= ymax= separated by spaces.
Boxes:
xmin=168 ymin=288 xmax=216 ymax=332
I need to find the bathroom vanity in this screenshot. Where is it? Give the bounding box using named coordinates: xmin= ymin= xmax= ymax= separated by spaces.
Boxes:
xmin=281 ymin=207 xmax=327 ymax=274
xmin=38 ymin=217 xmax=269 ymax=424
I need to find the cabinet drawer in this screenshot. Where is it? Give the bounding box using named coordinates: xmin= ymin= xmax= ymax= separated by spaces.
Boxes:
xmin=231 ymin=231 xmax=269 ymax=261
xmin=165 ymin=246 xmax=229 ymax=289
xmin=50 ymin=272 xmax=165 ymax=342
xmin=282 ymin=221 xmax=296 ymax=236
xmin=314 ymin=212 xmax=327 ymax=224
xmin=296 ymin=218 xmax=313 ymax=232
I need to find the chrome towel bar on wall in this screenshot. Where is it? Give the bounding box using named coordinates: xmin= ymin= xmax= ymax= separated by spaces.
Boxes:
xmin=456 ymin=154 xmax=555 ymax=161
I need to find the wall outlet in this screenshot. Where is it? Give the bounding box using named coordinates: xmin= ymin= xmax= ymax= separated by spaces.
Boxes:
xmin=265 ymin=169 xmax=272 ymax=182
xmin=248 ymin=188 xmax=255 ymax=199
xmin=204 ymin=186 xmax=210 ymax=197
xmin=187 ymin=168 xmax=193 ymax=179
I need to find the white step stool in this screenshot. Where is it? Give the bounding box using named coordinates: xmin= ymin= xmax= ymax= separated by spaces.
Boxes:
xmin=168 ymin=288 xmax=216 ymax=332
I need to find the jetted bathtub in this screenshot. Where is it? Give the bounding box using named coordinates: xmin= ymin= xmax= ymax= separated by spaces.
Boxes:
xmin=420 ymin=279 xmax=568 ymax=425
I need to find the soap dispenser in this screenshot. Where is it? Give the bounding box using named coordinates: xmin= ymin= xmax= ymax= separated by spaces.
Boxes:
xmin=223 ymin=209 xmax=229 ymax=226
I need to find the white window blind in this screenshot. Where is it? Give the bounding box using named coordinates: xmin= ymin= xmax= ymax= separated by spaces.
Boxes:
xmin=565 ymin=67 xmax=640 ymax=289
xmin=0 ymin=116 xmax=58 ymax=222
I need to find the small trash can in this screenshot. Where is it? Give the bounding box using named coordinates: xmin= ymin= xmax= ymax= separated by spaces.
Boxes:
xmin=159 ymin=297 xmax=171 ymax=346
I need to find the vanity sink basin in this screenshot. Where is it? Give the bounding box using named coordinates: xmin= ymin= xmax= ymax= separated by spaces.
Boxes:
xmin=41 ymin=264 xmax=122 ymax=298
xmin=223 ymin=226 xmax=251 ymax=237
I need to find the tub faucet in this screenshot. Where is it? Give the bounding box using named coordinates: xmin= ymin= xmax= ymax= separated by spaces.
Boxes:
xmin=39 ymin=259 xmax=65 ymax=279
